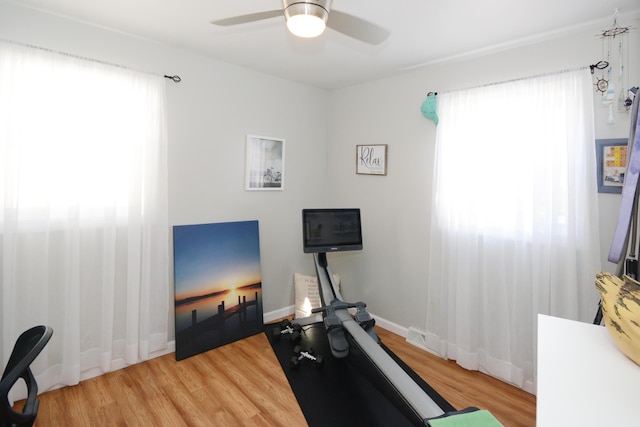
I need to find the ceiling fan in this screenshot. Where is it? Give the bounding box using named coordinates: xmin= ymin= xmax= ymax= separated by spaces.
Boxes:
xmin=210 ymin=0 xmax=390 ymax=45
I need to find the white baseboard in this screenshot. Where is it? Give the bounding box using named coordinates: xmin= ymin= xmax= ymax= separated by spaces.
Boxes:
xmin=263 ymin=305 xmax=295 ymax=323
xmin=406 ymin=326 xmax=428 ymax=350
xmin=260 ymin=305 xmax=412 ymax=339
xmin=74 ymin=307 xmax=294 ymax=387
xmin=405 ymin=326 xmax=441 ymax=357
xmin=62 ymin=307 xmax=434 ymax=396
xmin=370 ymin=313 xmax=409 ymax=338
xmin=366 ymin=314 xmax=440 ymax=357
xmin=261 ymin=306 xmax=414 ymax=344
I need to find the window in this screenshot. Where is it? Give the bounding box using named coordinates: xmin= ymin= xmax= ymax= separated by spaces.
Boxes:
xmin=425 ymin=69 xmax=602 ymax=393
xmin=0 ymin=41 xmax=169 ymax=398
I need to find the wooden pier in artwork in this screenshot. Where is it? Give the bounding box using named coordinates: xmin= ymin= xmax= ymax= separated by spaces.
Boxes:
xmin=189 ymin=292 xmax=260 ymax=331
xmin=176 ymin=291 xmax=262 ymax=360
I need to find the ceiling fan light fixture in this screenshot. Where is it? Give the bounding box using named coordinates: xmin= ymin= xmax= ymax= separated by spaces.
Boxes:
xmin=284 ymin=0 xmax=331 ymax=38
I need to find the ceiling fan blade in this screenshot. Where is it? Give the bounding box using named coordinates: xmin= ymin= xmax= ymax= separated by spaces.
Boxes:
xmin=211 ymin=9 xmax=282 ymax=26
xmin=327 ymin=10 xmax=390 ymax=45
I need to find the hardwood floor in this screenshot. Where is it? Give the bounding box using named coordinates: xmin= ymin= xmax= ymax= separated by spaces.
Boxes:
xmin=377 ymin=328 xmax=536 ymax=427
xmin=26 ymin=326 xmax=535 ymax=426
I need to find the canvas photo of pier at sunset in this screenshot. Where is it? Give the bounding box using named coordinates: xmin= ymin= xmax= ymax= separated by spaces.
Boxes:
xmin=173 ymin=220 xmax=263 ymax=361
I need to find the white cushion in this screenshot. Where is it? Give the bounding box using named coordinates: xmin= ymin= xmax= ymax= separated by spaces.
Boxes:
xmin=294 ymin=272 xmax=340 ymax=320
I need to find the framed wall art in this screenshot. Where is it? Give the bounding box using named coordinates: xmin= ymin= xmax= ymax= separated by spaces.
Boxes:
xmin=356 ymin=144 xmax=387 ymax=175
xmin=245 ymin=135 xmax=285 ymax=191
xmin=596 ymin=138 xmax=627 ymax=194
xmin=173 ymin=220 xmax=263 ymax=361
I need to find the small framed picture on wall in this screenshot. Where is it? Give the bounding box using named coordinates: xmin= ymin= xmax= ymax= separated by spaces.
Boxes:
xmin=356 ymin=144 xmax=387 ymax=175
xmin=595 ymin=138 xmax=627 ymax=194
xmin=245 ymin=135 xmax=285 ymax=191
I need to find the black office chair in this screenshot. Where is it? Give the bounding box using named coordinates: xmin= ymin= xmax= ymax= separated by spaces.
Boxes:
xmin=1 ymin=326 xmax=53 ymax=427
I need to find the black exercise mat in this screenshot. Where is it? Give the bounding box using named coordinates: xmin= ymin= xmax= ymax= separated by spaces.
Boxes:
xmin=265 ymin=321 xmax=455 ymax=427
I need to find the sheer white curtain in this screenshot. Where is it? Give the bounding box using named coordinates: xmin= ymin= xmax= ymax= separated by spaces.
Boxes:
xmin=425 ymin=69 xmax=601 ymax=393
xmin=0 ymin=41 xmax=169 ymax=399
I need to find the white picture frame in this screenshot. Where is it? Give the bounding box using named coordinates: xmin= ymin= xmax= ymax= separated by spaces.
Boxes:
xmin=356 ymin=144 xmax=387 ymax=175
xmin=245 ymin=135 xmax=285 ymax=191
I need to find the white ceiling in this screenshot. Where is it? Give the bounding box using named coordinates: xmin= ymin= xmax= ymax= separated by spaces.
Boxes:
xmin=6 ymin=0 xmax=640 ymax=89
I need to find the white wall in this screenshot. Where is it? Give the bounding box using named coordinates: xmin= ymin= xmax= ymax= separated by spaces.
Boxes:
xmin=0 ymin=2 xmax=331 ymax=340
xmin=2 ymin=2 xmax=639 ymax=340
xmin=326 ymin=15 xmax=640 ymax=330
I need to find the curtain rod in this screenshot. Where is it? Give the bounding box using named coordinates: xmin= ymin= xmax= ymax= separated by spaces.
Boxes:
xmin=0 ymin=38 xmax=181 ymax=83
xmin=427 ymin=64 xmax=593 ymax=97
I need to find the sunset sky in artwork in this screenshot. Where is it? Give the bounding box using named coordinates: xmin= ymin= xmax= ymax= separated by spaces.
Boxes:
xmin=173 ymin=220 xmax=262 ymax=301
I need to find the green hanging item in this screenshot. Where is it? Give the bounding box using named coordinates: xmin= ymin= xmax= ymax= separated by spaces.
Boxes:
xmin=421 ymin=92 xmax=438 ymax=125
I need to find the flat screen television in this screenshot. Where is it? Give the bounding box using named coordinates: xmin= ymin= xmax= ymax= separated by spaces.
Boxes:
xmin=302 ymin=208 xmax=363 ymax=253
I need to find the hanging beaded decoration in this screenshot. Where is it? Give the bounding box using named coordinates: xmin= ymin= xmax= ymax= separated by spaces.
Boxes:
xmin=591 ymin=60 xmax=609 ymax=95
xmin=595 ymin=9 xmax=634 ymax=122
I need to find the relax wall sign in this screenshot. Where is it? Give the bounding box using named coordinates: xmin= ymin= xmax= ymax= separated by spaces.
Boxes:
xmin=356 ymin=144 xmax=387 ymax=176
